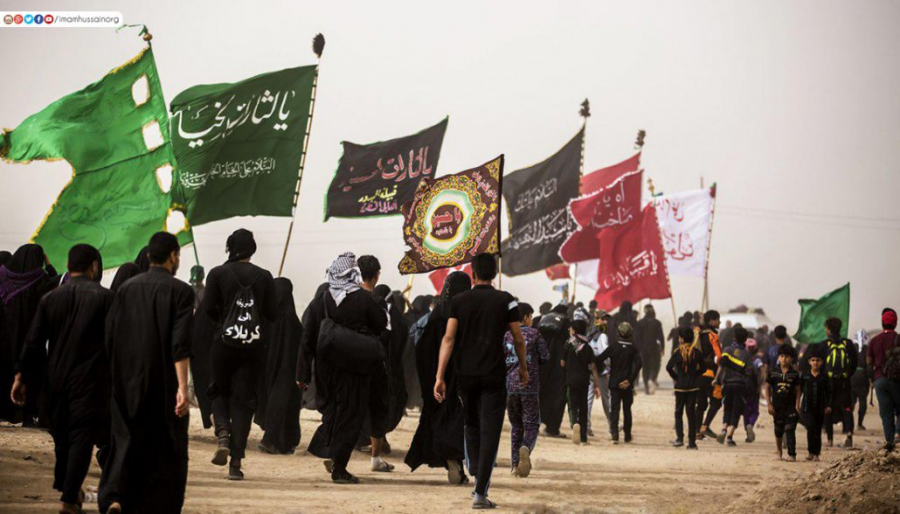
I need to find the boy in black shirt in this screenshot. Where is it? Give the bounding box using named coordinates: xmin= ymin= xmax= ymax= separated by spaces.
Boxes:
xmin=435 ymin=254 xmax=527 ymax=510
xmin=561 ymin=319 xmax=601 ymax=445
xmin=596 ymin=322 xmax=643 ymax=444
xmin=666 ymin=327 xmax=704 ymax=449
xmin=801 ymin=348 xmax=831 ymax=461
xmin=764 ymin=344 xmax=801 ymax=461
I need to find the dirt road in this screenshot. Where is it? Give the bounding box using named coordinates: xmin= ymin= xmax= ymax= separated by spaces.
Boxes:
xmin=0 ymin=383 xmax=888 ymax=513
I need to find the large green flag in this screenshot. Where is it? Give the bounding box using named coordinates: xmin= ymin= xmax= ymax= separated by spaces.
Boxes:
xmin=794 ymin=283 xmax=850 ymax=343
xmin=170 ymin=65 xmax=316 ymax=226
xmin=0 ymin=46 xmax=191 ymax=270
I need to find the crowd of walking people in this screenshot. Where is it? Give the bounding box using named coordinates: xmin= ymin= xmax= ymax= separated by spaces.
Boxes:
xmin=1 ymin=231 xmax=899 ymax=513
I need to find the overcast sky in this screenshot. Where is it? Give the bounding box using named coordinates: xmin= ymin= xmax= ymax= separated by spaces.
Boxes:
xmin=1 ymin=0 xmax=898 ymax=333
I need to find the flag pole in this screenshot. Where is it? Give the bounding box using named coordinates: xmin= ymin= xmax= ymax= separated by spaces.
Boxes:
xmin=572 ymin=99 xmax=590 ymax=303
xmin=278 ymin=34 xmax=325 ymax=278
xmin=701 ymin=183 xmax=717 ymax=312
xmin=641 ymin=132 xmax=677 ymax=327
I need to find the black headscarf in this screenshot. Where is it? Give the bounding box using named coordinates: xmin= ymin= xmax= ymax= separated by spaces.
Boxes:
xmin=6 ymin=244 xmax=46 ymax=273
xmin=374 ymin=284 xmax=392 ymax=300
xmin=0 ymin=244 xmax=49 ymax=305
xmin=134 ymin=246 xmax=151 ymax=273
xmin=226 ymin=229 xmax=257 ymax=262
xmin=0 ymin=251 xmax=11 ymax=268
xmin=434 ymin=271 xmax=471 ymax=319
xmin=273 ymin=277 xmax=295 ymax=314
xmin=110 ymin=263 xmax=142 ymax=293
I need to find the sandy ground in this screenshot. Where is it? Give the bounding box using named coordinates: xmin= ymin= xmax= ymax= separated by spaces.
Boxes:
xmin=0 ymin=378 xmax=889 ymax=514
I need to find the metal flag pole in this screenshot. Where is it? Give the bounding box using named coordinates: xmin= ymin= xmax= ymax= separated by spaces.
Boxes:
xmin=701 ymin=183 xmax=717 ymax=312
xmin=572 ymin=99 xmax=591 ymax=303
xmin=278 ymin=33 xmax=325 ymax=278
xmin=648 ymin=172 xmax=678 ymax=328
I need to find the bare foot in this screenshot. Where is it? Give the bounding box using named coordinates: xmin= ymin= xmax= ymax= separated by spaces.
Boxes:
xmin=787 ymin=455 xmax=796 ymax=462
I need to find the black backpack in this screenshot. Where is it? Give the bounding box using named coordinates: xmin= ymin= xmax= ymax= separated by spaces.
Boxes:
xmin=826 ymin=338 xmax=852 ymax=378
xmin=221 ymin=267 xmax=262 ymax=348
xmin=884 ymin=334 xmax=900 ymax=382
xmin=538 ymin=312 xmax=567 ymax=337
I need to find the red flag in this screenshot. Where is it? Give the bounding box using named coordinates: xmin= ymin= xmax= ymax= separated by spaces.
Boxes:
xmin=544 ymin=263 xmax=571 ymax=281
xmin=559 ymin=170 xmax=643 ymax=264
xmin=581 ymin=152 xmax=641 ymax=194
xmin=429 ymin=264 xmax=472 ymax=292
xmin=593 ymin=204 xmax=671 ymax=311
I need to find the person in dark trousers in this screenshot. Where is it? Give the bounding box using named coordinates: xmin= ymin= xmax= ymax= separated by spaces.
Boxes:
xmin=434 ymin=253 xmax=527 ymax=510
xmin=800 ymin=347 xmax=831 ymax=461
xmin=715 ymin=326 xmax=754 ymax=446
xmin=371 ymin=285 xmax=409 ymax=453
xmin=355 ymin=255 xmax=394 ymax=472
xmin=867 ymin=308 xmax=900 ymax=451
xmin=406 ymin=272 xmax=471 ymax=484
xmin=257 ymin=278 xmax=304 ymax=455
xmin=637 ymin=305 xmax=665 ymax=394
xmin=298 ymin=253 xmax=387 ymax=484
xmin=666 ymin=327 xmax=704 ymax=449
xmin=99 ymin=232 xmax=193 ymax=514
xmin=198 ymin=229 xmax=278 ymax=480
xmin=596 ymin=322 xmax=642 ymax=444
xmin=10 ymin=245 xmax=112 ymax=514
xmin=811 ymin=317 xmax=858 ymax=449
xmin=764 ymin=344 xmax=801 ymax=462
xmin=560 ymin=319 xmax=601 ymax=445
xmin=0 ymin=243 xmax=59 ymax=426
xmin=504 ymin=303 xmax=549 ymax=477
xmin=696 ymin=311 xmax=722 ymax=441
xmin=850 ymin=329 xmax=869 ymax=432
xmin=537 ymin=304 xmax=570 ymax=437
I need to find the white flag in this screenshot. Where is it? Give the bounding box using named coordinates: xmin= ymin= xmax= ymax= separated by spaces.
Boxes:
xmin=655 ymin=188 xmax=713 ymax=277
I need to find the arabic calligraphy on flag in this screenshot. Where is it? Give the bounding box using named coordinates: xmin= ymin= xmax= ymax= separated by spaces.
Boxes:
xmin=170 ymin=65 xmax=316 ymax=226
xmin=398 ymin=156 xmax=503 ymax=274
xmin=593 ymin=204 xmax=671 ymax=311
xmin=325 ymin=118 xmax=448 ymax=220
xmin=655 ymin=187 xmax=714 ymax=277
xmin=500 ymin=129 xmax=583 ymax=276
xmin=559 ymin=169 xmax=643 ymax=264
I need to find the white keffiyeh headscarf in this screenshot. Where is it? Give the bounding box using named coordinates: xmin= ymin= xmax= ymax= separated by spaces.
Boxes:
xmin=327 ymin=252 xmax=362 ymax=307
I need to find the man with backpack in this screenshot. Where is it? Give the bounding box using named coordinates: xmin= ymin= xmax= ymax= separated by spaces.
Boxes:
xmin=867 ymin=308 xmax=900 ymax=451
xmin=199 ymin=229 xmax=278 ymax=480
xmin=537 ymin=304 xmax=570 ymax=438
xmin=814 ymin=317 xmax=858 ymax=449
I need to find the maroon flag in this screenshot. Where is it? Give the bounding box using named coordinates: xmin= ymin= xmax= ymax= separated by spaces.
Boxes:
xmin=544 ymin=263 xmax=571 ymax=281
xmin=593 ymin=204 xmax=671 ymax=311
xmin=559 ymin=169 xmax=643 ymax=264
xmin=580 ymin=152 xmax=641 ymax=194
xmin=429 ymin=264 xmax=472 ymax=292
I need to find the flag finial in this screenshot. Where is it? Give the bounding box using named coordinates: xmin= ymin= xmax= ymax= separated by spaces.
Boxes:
xmin=579 ymin=99 xmax=591 ymax=119
xmin=635 ymin=129 xmax=646 ymax=150
xmin=312 ymin=33 xmax=325 ymax=59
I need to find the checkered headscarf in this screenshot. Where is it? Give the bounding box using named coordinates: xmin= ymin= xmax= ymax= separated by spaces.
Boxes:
xmin=327 ymin=252 xmax=362 ymax=307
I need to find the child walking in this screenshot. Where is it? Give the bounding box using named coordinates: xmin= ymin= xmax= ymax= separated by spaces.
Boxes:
xmin=764 ymin=345 xmax=802 ymax=461
xmin=800 ymin=347 xmax=831 ymax=461
xmin=666 ymin=327 xmax=705 ymax=449
xmin=561 ymin=319 xmax=601 ymax=445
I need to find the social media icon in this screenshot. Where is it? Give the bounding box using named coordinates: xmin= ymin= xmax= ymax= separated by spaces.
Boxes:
xmin=34 ymin=14 xmax=44 ymax=24
xmin=45 ymin=14 xmax=54 ymax=24
xmin=3 ymin=15 xmax=13 ymax=25
xmin=14 ymin=14 xmax=23 ymax=24
xmin=24 ymin=14 xmax=33 ymax=24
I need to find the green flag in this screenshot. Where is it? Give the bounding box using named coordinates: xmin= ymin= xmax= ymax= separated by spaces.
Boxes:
xmin=170 ymin=65 xmax=316 ymax=226
xmin=794 ymin=283 xmax=850 ymax=343
xmin=0 ymin=47 xmax=191 ymax=270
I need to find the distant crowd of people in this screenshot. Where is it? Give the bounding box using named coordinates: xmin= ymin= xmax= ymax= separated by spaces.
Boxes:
xmin=1 ymin=231 xmax=898 ymax=513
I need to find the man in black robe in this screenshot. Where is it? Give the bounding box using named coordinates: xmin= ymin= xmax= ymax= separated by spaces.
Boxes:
xmin=197 ymin=229 xmax=277 ymax=480
xmin=637 ymin=305 xmax=665 ymax=395
xmin=257 ymin=277 xmax=304 ymax=455
xmin=99 ymin=232 xmax=193 ymax=514
xmin=538 ymin=304 xmax=570 ymax=437
xmin=11 ymin=244 xmax=111 ymax=514
xmin=0 ymin=243 xmax=59 ymax=425
xmin=298 ymin=253 xmax=387 ymax=484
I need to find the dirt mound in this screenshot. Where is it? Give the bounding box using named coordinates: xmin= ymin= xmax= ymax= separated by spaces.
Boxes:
xmin=724 ymin=449 xmax=900 ymax=514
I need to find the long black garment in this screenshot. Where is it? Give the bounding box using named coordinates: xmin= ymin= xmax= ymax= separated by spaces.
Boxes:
xmin=198 ymin=261 xmax=277 ymax=458
xmin=259 ymin=278 xmax=304 ymax=454
xmin=19 ymin=277 xmax=113 ymax=504
xmin=538 ymin=312 xmax=569 ymax=436
xmin=99 ymin=267 xmax=193 ymax=513
xmin=405 ymin=309 xmax=466 ymax=471
xmin=637 ymin=312 xmax=664 ymax=388
xmin=0 ymin=245 xmax=59 ymax=424
xmin=299 ymin=288 xmax=385 ymax=474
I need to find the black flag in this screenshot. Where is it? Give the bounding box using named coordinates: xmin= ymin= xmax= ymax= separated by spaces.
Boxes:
xmin=325 ymin=118 xmax=448 ymax=220
xmin=501 ymin=129 xmax=583 ymax=276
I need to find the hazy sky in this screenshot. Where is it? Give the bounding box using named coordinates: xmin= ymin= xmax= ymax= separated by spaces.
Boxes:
xmin=1 ymin=0 xmax=898 ymax=333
